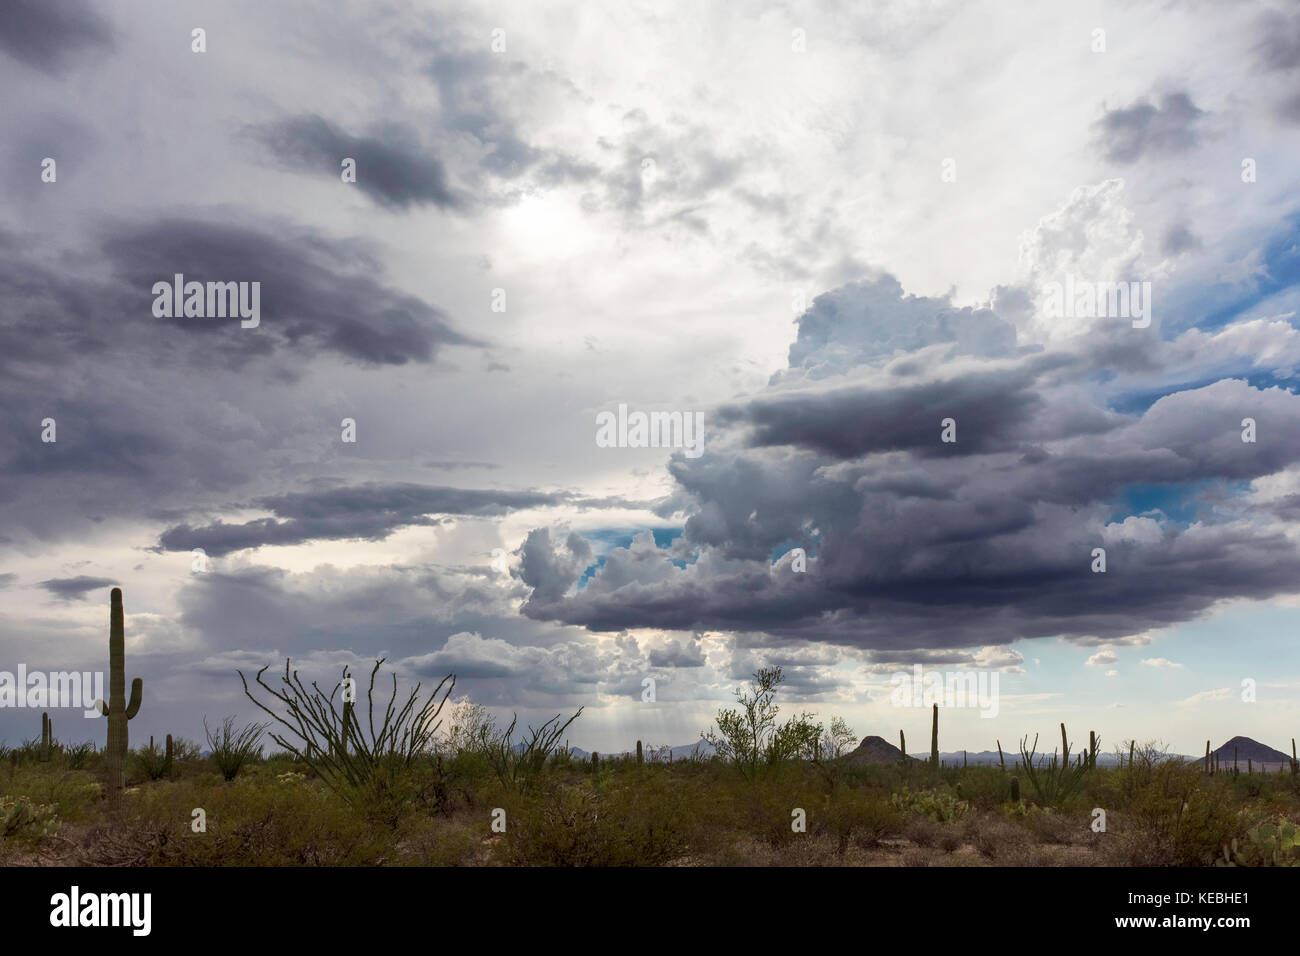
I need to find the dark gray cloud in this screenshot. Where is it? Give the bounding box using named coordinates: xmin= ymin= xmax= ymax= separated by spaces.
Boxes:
xmin=1095 ymin=92 xmax=1204 ymax=164
xmin=38 ymin=575 xmax=115 ymax=600
xmin=1161 ymin=222 xmax=1202 ymax=256
xmin=159 ymin=484 xmax=579 ymax=556
xmin=1254 ymin=9 xmax=1300 ymax=72
xmin=250 ymin=115 xmax=460 ymax=210
xmin=0 ymin=0 xmax=111 ymax=74
xmin=720 ymin=362 xmax=1057 ymax=459
xmin=103 ymin=218 xmax=481 ymax=367
xmin=0 ymin=217 xmax=480 ymax=376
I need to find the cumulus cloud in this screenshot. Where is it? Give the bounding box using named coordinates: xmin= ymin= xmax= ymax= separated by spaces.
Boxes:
xmin=518 ymin=270 xmax=1300 ymax=652
xmin=1087 ymin=650 xmax=1118 ymax=668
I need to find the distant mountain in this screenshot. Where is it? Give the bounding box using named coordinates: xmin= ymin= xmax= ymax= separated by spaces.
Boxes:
xmin=562 ymin=739 xmax=715 ymax=762
xmin=1210 ymin=736 xmax=1292 ymax=766
xmin=559 ymin=736 xmax=1297 ymax=768
xmin=932 ymin=749 xmax=1130 ymax=767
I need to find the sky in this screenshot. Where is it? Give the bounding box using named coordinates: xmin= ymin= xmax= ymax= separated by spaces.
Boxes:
xmin=2 ymin=0 xmax=1300 ymax=759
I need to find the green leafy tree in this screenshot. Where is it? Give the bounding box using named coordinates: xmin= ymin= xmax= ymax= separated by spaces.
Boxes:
xmin=703 ymin=666 xmax=821 ymax=779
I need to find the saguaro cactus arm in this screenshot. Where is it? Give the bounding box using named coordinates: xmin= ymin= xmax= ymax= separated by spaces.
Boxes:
xmin=126 ymin=678 xmax=143 ymax=719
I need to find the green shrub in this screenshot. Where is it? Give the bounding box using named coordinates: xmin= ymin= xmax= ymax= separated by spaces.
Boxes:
xmin=502 ymin=775 xmax=692 ymax=866
xmin=132 ymin=742 xmax=172 ymax=781
xmin=63 ymin=742 xmax=97 ymax=770
xmin=891 ymin=785 xmax=968 ymax=823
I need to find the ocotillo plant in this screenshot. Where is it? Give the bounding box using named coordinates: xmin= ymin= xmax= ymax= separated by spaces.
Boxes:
xmin=1018 ymin=723 xmax=1098 ymax=805
xmin=930 ymin=704 xmax=939 ymax=767
xmin=97 ymin=587 xmax=143 ymax=795
xmin=1088 ymin=731 xmax=1097 ymax=769
xmin=997 ymin=739 xmax=1005 ymax=771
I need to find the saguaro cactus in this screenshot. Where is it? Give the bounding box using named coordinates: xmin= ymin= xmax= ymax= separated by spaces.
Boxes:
xmin=636 ymin=739 xmax=643 ymax=765
xmin=1010 ymin=775 xmax=1020 ymax=802
xmin=40 ymin=712 xmax=53 ymax=760
xmin=930 ymin=704 xmax=939 ymax=767
xmin=97 ymin=587 xmax=143 ymax=794
xmin=1205 ymin=740 xmax=1210 ymax=774
xmin=900 ymin=730 xmax=907 ymax=764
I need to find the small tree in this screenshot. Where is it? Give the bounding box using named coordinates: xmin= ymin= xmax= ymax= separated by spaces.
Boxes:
xmin=702 ymin=666 xmax=820 ymax=779
xmin=820 ymin=716 xmax=858 ymax=759
xmin=436 ymin=695 xmax=496 ymax=756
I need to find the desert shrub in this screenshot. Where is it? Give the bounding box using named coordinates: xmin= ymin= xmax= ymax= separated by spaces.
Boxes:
xmin=891 ymin=785 xmax=968 ymax=822
xmin=170 ymin=737 xmax=203 ymax=761
xmin=63 ymin=742 xmax=97 ymax=770
xmin=967 ymin=813 xmax=1032 ymax=861
xmin=1110 ymin=761 xmax=1240 ymax=865
xmin=501 ymin=775 xmax=692 ymax=866
xmin=937 ymin=828 xmax=964 ymax=853
xmin=821 ymin=786 xmax=901 ymax=854
xmin=1 ymin=764 xmax=101 ymax=822
xmin=122 ymin=777 xmax=390 ymax=866
xmin=132 ymin=742 xmax=173 ymax=781
xmin=903 ymin=815 xmax=944 ymax=848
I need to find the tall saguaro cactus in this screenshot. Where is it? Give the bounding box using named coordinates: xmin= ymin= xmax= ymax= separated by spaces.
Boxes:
xmin=930 ymin=703 xmax=939 ymax=767
xmin=40 ymin=711 xmax=53 ymax=760
xmin=97 ymin=587 xmax=143 ymax=794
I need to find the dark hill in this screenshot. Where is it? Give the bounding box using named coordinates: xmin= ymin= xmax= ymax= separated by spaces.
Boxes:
xmin=843 ymin=735 xmax=914 ymax=765
xmin=1210 ymin=736 xmax=1291 ymax=764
